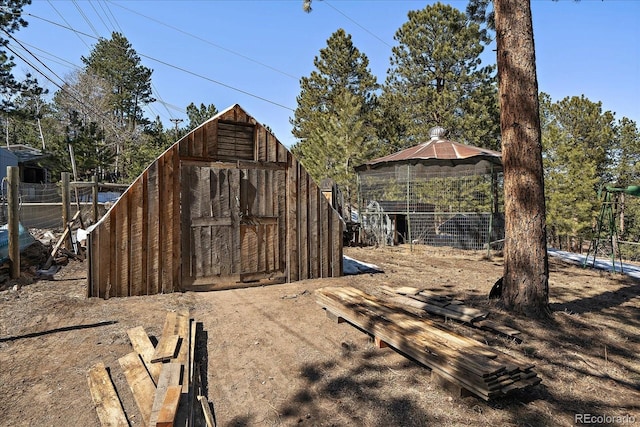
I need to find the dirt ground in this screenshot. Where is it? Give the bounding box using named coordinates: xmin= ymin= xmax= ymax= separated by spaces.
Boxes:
xmin=1 ymin=244 xmax=639 ymax=427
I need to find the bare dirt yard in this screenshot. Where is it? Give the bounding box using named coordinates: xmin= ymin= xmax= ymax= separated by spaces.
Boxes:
xmin=1 ymin=245 xmax=639 ymax=427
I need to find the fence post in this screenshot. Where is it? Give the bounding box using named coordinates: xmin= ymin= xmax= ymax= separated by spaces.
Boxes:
xmin=61 ymin=172 xmax=71 ymax=250
xmin=92 ymin=175 xmax=99 ymax=224
xmin=8 ymin=166 xmax=20 ymax=279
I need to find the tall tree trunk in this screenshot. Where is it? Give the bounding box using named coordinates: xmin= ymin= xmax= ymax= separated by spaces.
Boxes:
xmin=494 ymin=0 xmax=550 ymax=317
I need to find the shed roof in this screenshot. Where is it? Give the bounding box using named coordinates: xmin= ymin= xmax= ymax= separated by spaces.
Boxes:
xmin=355 ymin=135 xmax=502 ymax=173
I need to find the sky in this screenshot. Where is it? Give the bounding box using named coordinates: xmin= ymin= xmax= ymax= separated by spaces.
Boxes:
xmin=8 ymin=0 xmax=640 ymax=149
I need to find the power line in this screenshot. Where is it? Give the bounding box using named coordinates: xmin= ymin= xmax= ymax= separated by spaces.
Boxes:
xmin=25 ymin=13 xmax=295 ymax=112
xmin=322 ymin=0 xmax=393 ymax=48
xmin=106 ymin=0 xmax=300 ymax=81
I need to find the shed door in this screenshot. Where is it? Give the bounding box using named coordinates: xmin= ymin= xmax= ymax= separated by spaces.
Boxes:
xmin=181 ymin=163 xmax=286 ymax=288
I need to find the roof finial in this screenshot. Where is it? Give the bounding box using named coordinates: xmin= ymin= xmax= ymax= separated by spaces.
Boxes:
xmin=429 ymin=126 xmax=447 ymax=141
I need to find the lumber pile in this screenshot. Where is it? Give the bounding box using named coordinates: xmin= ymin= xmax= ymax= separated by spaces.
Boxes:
xmin=86 ymin=309 xmax=213 ymax=427
xmin=380 ymin=285 xmax=522 ymax=341
xmin=316 ymin=286 xmax=541 ymax=401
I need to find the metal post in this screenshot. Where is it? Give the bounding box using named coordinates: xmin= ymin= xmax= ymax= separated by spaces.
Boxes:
xmin=7 ymin=166 xmax=20 ymax=279
xmin=92 ymin=175 xmax=99 ymax=224
xmin=407 ymin=164 xmax=412 ymax=251
xmin=61 ymin=172 xmax=71 ymax=250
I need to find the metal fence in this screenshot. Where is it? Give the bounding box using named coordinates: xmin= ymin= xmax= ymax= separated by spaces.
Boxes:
xmin=358 ymin=163 xmax=504 ymax=250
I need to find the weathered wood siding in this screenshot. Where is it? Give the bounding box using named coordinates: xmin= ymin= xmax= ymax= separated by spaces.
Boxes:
xmin=88 ymin=104 xmax=343 ymax=298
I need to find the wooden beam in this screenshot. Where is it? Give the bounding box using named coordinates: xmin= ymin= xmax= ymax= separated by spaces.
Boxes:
xmin=118 ymin=352 xmax=155 ymax=425
xmin=149 ymin=363 xmax=182 ymax=427
xmin=126 ymin=326 xmax=162 ymax=384
xmin=86 ymin=362 xmax=129 ymax=427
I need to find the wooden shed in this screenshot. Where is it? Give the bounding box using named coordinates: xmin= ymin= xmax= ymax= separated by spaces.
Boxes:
xmin=87 ymin=104 xmax=343 ymax=298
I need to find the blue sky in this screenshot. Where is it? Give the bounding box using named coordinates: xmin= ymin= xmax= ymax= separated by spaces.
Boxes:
xmin=10 ymin=0 xmax=640 ymax=149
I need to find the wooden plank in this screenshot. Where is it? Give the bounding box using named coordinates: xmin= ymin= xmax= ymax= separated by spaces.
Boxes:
xmin=299 ymin=167 xmax=309 ymax=280
xmin=175 ymin=310 xmax=191 ymax=393
xmin=157 ymin=385 xmax=182 ymax=427
xmin=128 ymin=180 xmax=144 ymax=296
xmin=147 ymin=162 xmax=160 ymax=296
xmin=320 ymin=193 xmax=329 ymax=278
xmin=332 ymin=209 xmax=343 ymax=276
xmin=161 ymin=148 xmax=175 ymax=292
xmin=230 ymin=168 xmax=241 ymax=275
xmin=153 ymin=311 xmax=179 ymax=362
xmin=198 ymin=395 xmax=215 ymax=427
xmin=287 ymin=156 xmax=299 ymax=282
xmin=201 ymin=167 xmax=212 ymax=277
xmin=315 ymin=287 xmax=539 ymax=399
xmin=126 ymin=326 xmax=162 ymax=384
xmin=206 ymin=120 xmax=217 ymax=157
xmin=115 ymin=193 xmax=130 ymax=297
xmin=86 ymin=362 xmax=129 ymax=427
xmin=172 ymin=146 xmax=182 ymax=290
xmin=118 ymin=352 xmax=155 ymax=425
xmin=308 ymin=184 xmax=320 ymax=279
xmin=152 ymin=335 xmax=180 ymax=363
xmin=149 ymin=363 xmax=182 ymax=427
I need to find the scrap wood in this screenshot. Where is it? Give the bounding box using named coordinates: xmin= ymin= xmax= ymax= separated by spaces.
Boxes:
xmin=126 ymin=326 xmax=162 ymax=384
xmin=316 ymin=286 xmax=540 ymax=400
xmin=149 ymin=363 xmax=182 ymax=427
xmin=43 ymin=210 xmax=81 ymax=269
xmin=118 ymin=352 xmax=155 ymax=426
xmin=198 ymin=396 xmax=216 ymax=427
xmin=380 ymin=285 xmax=521 ymax=341
xmin=86 ymin=362 xmax=129 ymax=427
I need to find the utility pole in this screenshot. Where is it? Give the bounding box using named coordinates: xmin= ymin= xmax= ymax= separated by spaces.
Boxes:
xmin=170 ymin=118 xmax=183 ymax=141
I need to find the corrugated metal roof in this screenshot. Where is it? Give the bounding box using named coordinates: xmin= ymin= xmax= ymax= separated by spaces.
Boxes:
xmin=355 ymin=136 xmax=502 ymax=172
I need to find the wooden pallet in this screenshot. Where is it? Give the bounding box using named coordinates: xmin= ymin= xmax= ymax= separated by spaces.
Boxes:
xmin=316 ymin=286 xmax=540 ymax=401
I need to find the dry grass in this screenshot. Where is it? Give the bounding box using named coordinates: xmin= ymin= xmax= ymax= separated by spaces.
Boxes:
xmin=0 ymin=244 xmax=638 ymax=426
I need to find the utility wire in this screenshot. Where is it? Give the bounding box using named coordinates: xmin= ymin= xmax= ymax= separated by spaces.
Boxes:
xmin=72 ymin=0 xmax=100 ymax=38
xmin=46 ymin=0 xmax=91 ymax=50
xmin=106 ymin=0 xmax=299 ymax=81
xmin=26 ymin=13 xmax=295 ymax=112
xmin=322 ymin=0 xmax=393 ymax=48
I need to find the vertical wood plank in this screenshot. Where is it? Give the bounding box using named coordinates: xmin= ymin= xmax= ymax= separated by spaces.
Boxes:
xmin=206 ymin=121 xmax=217 ymax=158
xmin=230 ymin=168 xmax=241 ymax=275
xmin=321 ymin=197 xmax=329 ymax=278
xmin=193 ymin=126 xmax=204 ymax=158
xmin=277 ymin=169 xmax=286 ymax=273
xmin=191 ymin=167 xmax=203 ymax=278
xmin=287 ymin=154 xmax=299 ymax=282
xmin=201 ymin=168 xmax=212 ymax=277
xmin=108 ymin=214 xmax=117 ymax=298
xmin=299 ymin=165 xmax=309 ymax=280
xmin=161 ymin=148 xmax=174 ymax=293
xmin=331 ymin=208 xmax=343 ymax=277
xmin=147 ymin=161 xmax=161 ymax=295
xmin=129 ymin=180 xmax=144 ymax=296
xmin=172 ymin=146 xmax=182 ymax=290
xmin=115 ymin=193 xmax=130 ymax=297
xmin=309 ymin=184 xmax=320 ymax=279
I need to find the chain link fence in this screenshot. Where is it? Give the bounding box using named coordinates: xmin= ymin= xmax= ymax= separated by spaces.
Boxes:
xmin=358 ymin=163 xmax=504 ymax=251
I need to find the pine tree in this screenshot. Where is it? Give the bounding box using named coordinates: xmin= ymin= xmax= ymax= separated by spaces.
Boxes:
xmin=381 ymin=2 xmax=499 ymax=150
xmin=542 ymin=94 xmax=616 ymax=248
xmin=81 ymin=32 xmax=155 ymax=131
xmin=291 ymin=29 xmax=379 ymax=202
xmin=186 ymin=102 xmax=218 ymax=130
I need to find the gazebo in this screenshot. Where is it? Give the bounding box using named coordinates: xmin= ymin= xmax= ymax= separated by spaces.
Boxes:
xmin=355 ymin=127 xmax=504 ymax=249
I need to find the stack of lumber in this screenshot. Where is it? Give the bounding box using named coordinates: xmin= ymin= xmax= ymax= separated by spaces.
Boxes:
xmin=87 ymin=309 xmax=212 ymax=427
xmin=316 ymin=286 xmax=541 ymax=401
xmin=380 ymin=285 xmax=522 ymax=342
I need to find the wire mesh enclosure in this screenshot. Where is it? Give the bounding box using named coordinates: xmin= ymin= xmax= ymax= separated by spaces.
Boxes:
xmin=358 ymin=163 xmax=504 ymax=249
